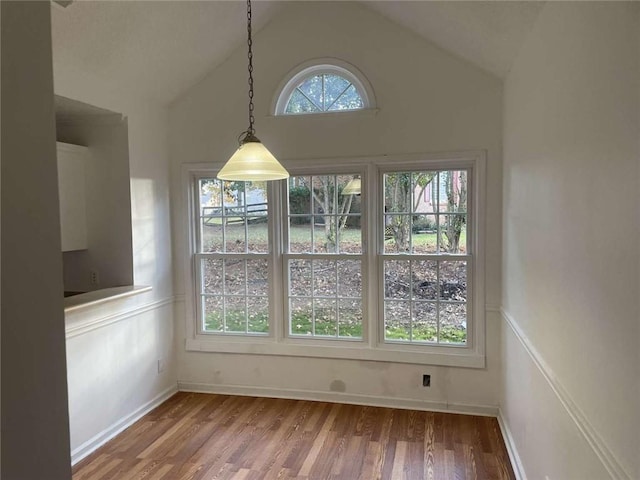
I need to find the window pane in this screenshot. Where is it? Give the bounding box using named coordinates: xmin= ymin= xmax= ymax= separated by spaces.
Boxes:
xmin=297 ymin=75 xmax=324 ymax=110
xmin=224 ymin=296 xmax=247 ymax=333
xmin=289 ymin=177 xmax=312 ymax=215
xmin=384 ymin=214 xmax=411 ymax=253
xmin=201 ymin=221 xmax=223 ymax=253
xmin=247 ymin=259 xmax=268 ymax=297
xmin=224 ymin=222 xmax=246 ymax=253
xmin=439 ymin=261 xmax=467 ymax=301
xmin=203 ymin=296 xmax=223 ymax=332
xmin=438 ymin=214 xmax=467 ymax=254
xmin=313 ymin=260 xmax=337 ymax=296
xmin=314 ymin=298 xmax=337 ymax=336
xmin=413 ymin=301 xmax=438 ymax=342
xmin=247 ymin=297 xmax=269 ymax=334
xmin=329 ymin=84 xmax=363 ymax=111
xmin=289 ymin=220 xmax=312 ymax=253
xmin=412 ymin=172 xmax=438 ymax=214
xmin=223 ymin=259 xmax=245 ymax=295
xmin=411 ymin=215 xmax=437 ymax=254
xmin=324 ymin=74 xmax=351 ymax=109
xmin=247 ymin=217 xmax=268 ymax=253
xmin=337 ymin=260 xmax=361 ymax=297
xmin=384 ymin=260 xmax=411 ymax=299
xmin=285 ymin=89 xmax=321 ymax=114
xmin=413 ymin=260 xmax=438 ymax=300
xmin=289 ymin=259 xmax=311 ymax=297
xmin=440 ymin=171 xmax=467 ymax=214
xmin=338 ymin=299 xmax=362 ymax=338
xmin=202 ymin=258 xmax=223 ymax=295
xmin=384 ymin=173 xmax=412 ymax=213
xmin=384 ymin=301 xmax=411 ymax=341
xmin=290 ymin=297 xmax=313 ymax=335
xmin=439 ymin=303 xmax=466 ymax=344
xmin=313 ymin=219 xmax=335 ymax=253
xmin=338 ymin=222 xmax=361 ymax=254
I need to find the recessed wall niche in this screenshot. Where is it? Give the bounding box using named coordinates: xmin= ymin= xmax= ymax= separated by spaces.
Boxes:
xmin=55 ymin=95 xmax=134 ymax=296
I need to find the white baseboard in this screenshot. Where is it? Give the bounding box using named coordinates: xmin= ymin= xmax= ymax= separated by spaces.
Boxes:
xmin=70 ymin=384 xmax=178 ymax=465
xmin=497 ymin=409 xmax=527 ymax=480
xmin=501 ymin=309 xmax=630 ymax=480
xmin=177 ymin=381 xmax=498 ymax=417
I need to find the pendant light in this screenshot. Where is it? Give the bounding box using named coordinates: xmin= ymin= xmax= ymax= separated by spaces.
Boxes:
xmin=342 ymin=176 xmax=361 ymax=195
xmin=217 ymin=0 xmax=289 ymax=181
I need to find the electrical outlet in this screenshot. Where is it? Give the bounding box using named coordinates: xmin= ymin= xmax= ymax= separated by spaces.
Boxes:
xmin=157 ymin=358 xmax=166 ymax=374
xmin=90 ymin=270 xmax=99 ymax=285
xmin=422 ymin=374 xmax=431 ymax=387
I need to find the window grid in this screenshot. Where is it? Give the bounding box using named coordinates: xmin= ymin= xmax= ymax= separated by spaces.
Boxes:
xmin=190 ymin=160 xmax=480 ymax=361
xmin=285 ymin=174 xmax=363 ymax=339
xmin=285 ymin=74 xmax=364 ymax=114
xmin=196 ymin=178 xmax=270 ymax=336
xmin=381 ymin=170 xmax=469 ymax=345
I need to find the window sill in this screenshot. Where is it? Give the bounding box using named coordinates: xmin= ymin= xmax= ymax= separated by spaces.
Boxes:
xmin=185 ymin=337 xmax=485 ymax=368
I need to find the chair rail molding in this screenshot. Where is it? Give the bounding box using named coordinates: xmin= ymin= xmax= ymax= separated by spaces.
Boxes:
xmin=501 ymin=308 xmax=631 ymax=480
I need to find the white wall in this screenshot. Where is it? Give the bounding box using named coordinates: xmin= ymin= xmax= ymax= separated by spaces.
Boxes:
xmin=501 ymin=2 xmax=639 ymax=478
xmin=171 ymin=2 xmax=504 ymax=410
xmin=1 ymin=2 xmax=72 ymax=478
xmin=52 ymin=19 xmax=178 ymax=461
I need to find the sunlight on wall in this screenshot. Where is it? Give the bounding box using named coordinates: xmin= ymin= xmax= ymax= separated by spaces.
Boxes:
xmin=131 ymin=178 xmax=157 ymax=286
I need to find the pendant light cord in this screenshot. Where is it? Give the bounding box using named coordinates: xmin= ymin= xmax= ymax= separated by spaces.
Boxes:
xmin=246 ymin=0 xmax=255 ymax=138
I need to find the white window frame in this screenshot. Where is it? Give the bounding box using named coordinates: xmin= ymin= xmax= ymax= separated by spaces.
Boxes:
xmin=181 ymin=151 xmax=486 ymax=368
xmin=273 ymin=58 xmax=376 ymax=116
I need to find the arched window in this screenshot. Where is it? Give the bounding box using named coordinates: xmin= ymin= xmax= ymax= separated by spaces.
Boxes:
xmin=274 ymin=60 xmax=374 ymax=115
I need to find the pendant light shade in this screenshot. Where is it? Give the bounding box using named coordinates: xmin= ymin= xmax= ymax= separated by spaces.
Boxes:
xmin=342 ymin=177 xmax=361 ymax=195
xmin=218 ymin=136 xmax=289 ymax=181
xmin=217 ymin=0 xmax=289 ymax=182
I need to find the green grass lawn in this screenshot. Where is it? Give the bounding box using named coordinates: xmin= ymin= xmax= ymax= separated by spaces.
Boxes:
xmin=205 ymin=309 xmax=466 ymax=344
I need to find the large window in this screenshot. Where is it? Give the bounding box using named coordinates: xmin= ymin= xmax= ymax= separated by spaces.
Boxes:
xmin=195 ymin=179 xmax=270 ymax=335
xmin=381 ymin=170 xmax=469 ymax=345
xmin=186 ymin=154 xmax=485 ymax=367
xmin=284 ymin=175 xmax=363 ymax=338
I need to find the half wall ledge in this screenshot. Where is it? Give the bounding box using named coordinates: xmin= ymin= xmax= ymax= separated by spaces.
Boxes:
xmin=64 ymin=285 xmax=152 ymax=313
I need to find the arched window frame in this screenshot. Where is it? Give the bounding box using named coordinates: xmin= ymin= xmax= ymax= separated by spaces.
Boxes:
xmin=273 ymin=59 xmax=376 ymax=116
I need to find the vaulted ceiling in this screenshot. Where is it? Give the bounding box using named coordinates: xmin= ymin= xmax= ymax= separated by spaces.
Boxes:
xmin=51 ymin=1 xmax=545 ymax=105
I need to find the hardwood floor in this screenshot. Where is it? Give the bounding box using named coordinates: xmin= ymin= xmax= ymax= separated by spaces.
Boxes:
xmin=72 ymin=392 xmax=515 ymax=480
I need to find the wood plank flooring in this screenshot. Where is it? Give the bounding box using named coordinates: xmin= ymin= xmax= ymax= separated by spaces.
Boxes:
xmin=72 ymin=392 xmax=515 ymax=480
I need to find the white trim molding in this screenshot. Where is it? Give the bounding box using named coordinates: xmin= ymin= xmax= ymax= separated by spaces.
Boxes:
xmin=65 ymin=294 xmax=174 ymax=339
xmin=501 ymin=308 xmax=631 ymax=480
xmin=180 ymin=151 xmax=487 ymax=369
xmin=178 ymin=382 xmax=498 ymax=418
xmin=497 ymin=409 xmax=527 ymax=480
xmin=70 ymin=384 xmax=178 ymax=465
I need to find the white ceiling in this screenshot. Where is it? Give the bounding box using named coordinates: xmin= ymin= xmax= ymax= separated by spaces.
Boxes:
xmin=51 ymin=0 xmax=283 ymax=104
xmin=364 ymin=1 xmax=545 ymax=78
xmin=51 ymin=1 xmax=545 ymax=106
